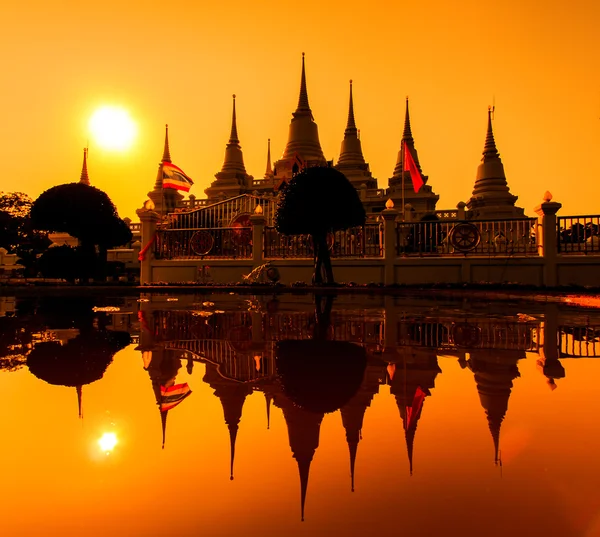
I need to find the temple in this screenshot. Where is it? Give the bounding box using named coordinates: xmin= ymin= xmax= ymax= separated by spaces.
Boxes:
xmin=145 ymin=54 xmax=524 ymax=222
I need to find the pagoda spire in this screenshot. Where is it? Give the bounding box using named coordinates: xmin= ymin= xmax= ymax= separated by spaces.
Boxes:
xmin=264 ymin=139 xmax=273 ymax=179
xmin=229 ymin=95 xmax=239 ymax=144
xmin=298 ymin=457 xmax=311 ymax=522
xmin=295 ymin=52 xmax=312 ymax=117
xmin=203 ymin=365 xmax=252 ymax=480
xmin=79 ymin=148 xmax=89 ymax=185
xmin=468 ymin=350 xmax=522 ymax=465
xmin=217 ymin=94 xmax=247 ymax=175
xmin=402 ymin=97 xmax=414 ymax=142
xmin=228 ymin=422 xmax=238 ymax=480
xmin=336 ymin=80 xmax=374 ymax=188
xmin=265 ymin=392 xmax=272 ymax=430
xmin=76 ymin=385 xmax=83 ymax=419
xmin=341 ymin=392 xmax=374 ymax=492
xmin=345 ymin=80 xmax=357 ymax=134
xmin=278 ymin=54 xmax=326 ymax=166
xmin=391 ymin=97 xmax=423 ymax=178
xmin=466 ymin=107 xmax=524 ymax=219
xmin=482 ymin=106 xmax=499 ymax=161
xmin=273 ymin=391 xmax=324 ymax=522
xmin=149 ymin=125 xmax=183 ymax=210
xmin=161 ymin=410 xmax=168 ymax=449
xmin=162 ymin=124 xmax=172 ymax=163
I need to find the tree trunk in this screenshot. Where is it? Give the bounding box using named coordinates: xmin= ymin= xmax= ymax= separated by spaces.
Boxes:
xmin=312 ymin=233 xmax=335 ymax=284
xmin=313 ymin=294 xmax=334 ymax=340
xmin=79 ymin=240 xmax=97 ymax=284
xmin=312 ymin=233 xmax=323 ymax=284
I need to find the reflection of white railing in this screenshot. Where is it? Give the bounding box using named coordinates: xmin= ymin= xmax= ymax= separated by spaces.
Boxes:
xmin=559 ymin=326 xmax=600 ymax=357
xmin=397 ymin=320 xmax=540 ymax=352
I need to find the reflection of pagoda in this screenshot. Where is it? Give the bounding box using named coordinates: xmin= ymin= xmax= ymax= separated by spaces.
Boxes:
xmin=144 ymin=348 xmax=184 ymax=448
xmin=388 ymin=348 xmax=441 ymax=474
xmin=203 ymin=363 xmax=253 ymax=480
xmin=272 ymin=387 xmax=324 ymax=522
xmin=467 ymin=350 xmax=523 ymax=464
xmin=340 ymin=361 xmax=383 ymax=491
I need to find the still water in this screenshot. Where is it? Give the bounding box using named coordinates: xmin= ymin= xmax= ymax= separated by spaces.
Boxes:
xmin=1 ymin=292 xmax=600 ymax=537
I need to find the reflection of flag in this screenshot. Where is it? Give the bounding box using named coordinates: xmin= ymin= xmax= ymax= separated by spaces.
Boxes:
xmin=403 ymin=142 xmax=424 ymax=193
xmin=162 ymin=162 xmax=194 ymax=192
xmin=160 ymin=383 xmax=192 ymax=411
xmin=404 ymin=385 xmax=427 ymax=431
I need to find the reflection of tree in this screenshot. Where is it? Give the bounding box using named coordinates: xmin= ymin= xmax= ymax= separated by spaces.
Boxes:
xmin=276 ymin=296 xmax=367 ymax=414
xmin=275 ymin=295 xmax=368 ymax=520
xmin=26 ymin=305 xmax=131 ymax=417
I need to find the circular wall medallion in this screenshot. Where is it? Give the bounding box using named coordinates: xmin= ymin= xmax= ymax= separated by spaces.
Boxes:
xmin=449 ymin=223 xmax=481 ymax=252
xmin=451 ymin=322 xmax=482 ymax=348
xmin=190 ymin=230 xmax=214 ymax=256
xmin=266 ymin=266 xmax=280 ymax=282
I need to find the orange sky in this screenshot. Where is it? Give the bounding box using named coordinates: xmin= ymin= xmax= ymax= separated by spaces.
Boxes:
xmin=3 ymin=0 xmax=600 ymax=221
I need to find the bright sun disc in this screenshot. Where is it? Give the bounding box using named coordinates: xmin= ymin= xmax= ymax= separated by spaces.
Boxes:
xmin=89 ymin=106 xmax=136 ymax=151
xmin=98 ymin=432 xmax=118 ymax=453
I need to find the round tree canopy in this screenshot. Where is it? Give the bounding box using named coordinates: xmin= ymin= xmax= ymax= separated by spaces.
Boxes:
xmin=31 ymin=183 xmax=130 ymax=247
xmin=275 ymin=167 xmax=366 ymax=236
xmin=276 ymin=340 xmax=367 ymax=414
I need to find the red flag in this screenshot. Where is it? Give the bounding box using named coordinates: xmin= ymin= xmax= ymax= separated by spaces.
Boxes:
xmin=162 ymin=162 xmax=194 ymax=192
xmin=403 ymin=142 xmax=424 ymax=193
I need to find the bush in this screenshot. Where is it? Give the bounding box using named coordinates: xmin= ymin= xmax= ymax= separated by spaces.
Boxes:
xmin=37 ymin=246 xmax=95 ymax=282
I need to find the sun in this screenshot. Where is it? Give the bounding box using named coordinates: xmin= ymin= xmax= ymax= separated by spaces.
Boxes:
xmin=98 ymin=432 xmax=118 ymax=453
xmin=89 ymin=106 xmax=137 ymax=151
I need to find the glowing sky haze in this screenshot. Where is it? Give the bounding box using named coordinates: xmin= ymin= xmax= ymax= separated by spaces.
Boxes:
xmin=2 ymin=0 xmax=599 ymax=219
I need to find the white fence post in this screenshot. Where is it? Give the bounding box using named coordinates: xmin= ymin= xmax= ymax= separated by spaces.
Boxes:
xmin=250 ymin=213 xmax=266 ymax=266
xmin=136 ymin=205 xmax=160 ymax=285
xmin=382 ymin=203 xmax=399 ymax=285
xmin=534 ymin=192 xmax=562 ymax=287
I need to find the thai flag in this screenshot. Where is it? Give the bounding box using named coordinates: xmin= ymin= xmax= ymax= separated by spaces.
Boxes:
xmin=162 ymin=162 xmax=194 ymax=192
xmin=160 ymin=383 xmax=192 ymax=411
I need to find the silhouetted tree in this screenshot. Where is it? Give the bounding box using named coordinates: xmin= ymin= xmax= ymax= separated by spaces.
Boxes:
xmin=37 ymin=246 xmax=95 ymax=283
xmin=0 ymin=192 xmax=50 ymax=275
xmin=275 ymin=167 xmax=366 ymax=284
xmin=31 ymin=183 xmax=132 ymax=279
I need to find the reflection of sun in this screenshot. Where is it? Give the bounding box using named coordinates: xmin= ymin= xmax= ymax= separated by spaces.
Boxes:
xmin=98 ymin=432 xmax=118 ymax=453
xmin=89 ymin=106 xmax=136 ymax=151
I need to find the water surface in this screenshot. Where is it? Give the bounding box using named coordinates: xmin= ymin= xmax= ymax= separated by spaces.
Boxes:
xmin=1 ymin=293 xmax=599 ymax=537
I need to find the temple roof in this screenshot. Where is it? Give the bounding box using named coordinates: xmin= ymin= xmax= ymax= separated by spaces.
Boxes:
xmin=219 ymin=95 xmax=247 ymax=175
xmin=467 ymin=107 xmax=523 ymax=217
xmin=337 ymin=80 xmax=367 ymax=168
xmin=280 ymin=54 xmax=326 ymax=165
xmin=392 ymin=97 xmax=423 ymax=177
